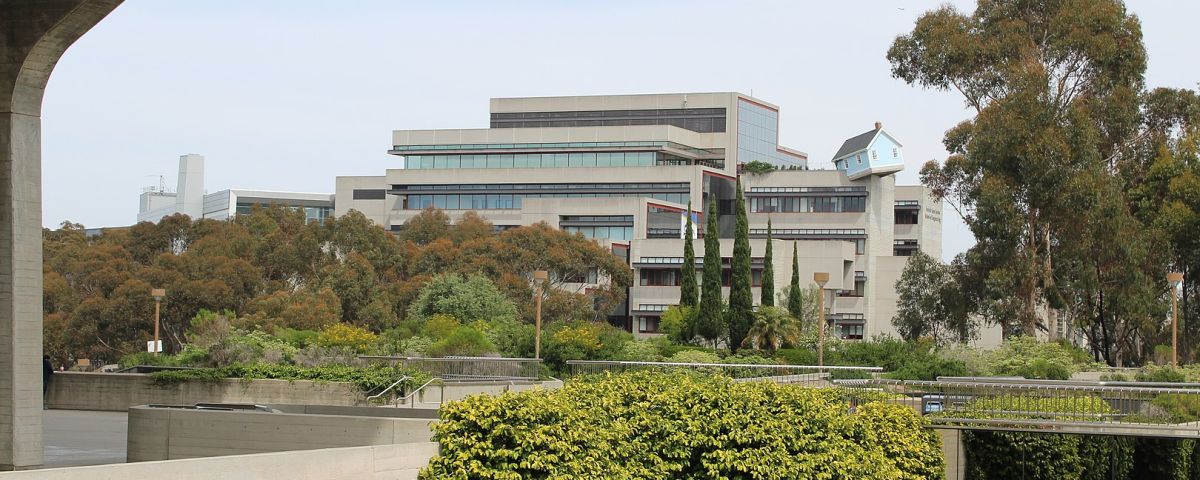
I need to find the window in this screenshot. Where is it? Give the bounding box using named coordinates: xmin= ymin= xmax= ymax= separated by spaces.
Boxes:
xmin=640 ymin=269 xmax=680 ymax=286
xmin=872 ymin=150 xmax=878 ymax=159
xmin=856 ymin=154 xmax=863 ymax=165
xmin=892 ymin=148 xmax=898 ymax=158
xmin=839 ymin=324 xmax=864 ymax=340
xmin=352 ymin=189 xmax=386 ymax=200
xmin=895 ymin=209 xmax=919 ymax=225
xmin=638 ymin=317 xmax=661 ymax=333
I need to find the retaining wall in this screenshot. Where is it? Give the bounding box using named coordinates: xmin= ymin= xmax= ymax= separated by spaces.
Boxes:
xmin=127 ymin=405 xmax=436 ymax=462
xmin=45 ymin=372 xmax=364 ymax=411
xmin=0 ymin=443 xmax=439 ymax=480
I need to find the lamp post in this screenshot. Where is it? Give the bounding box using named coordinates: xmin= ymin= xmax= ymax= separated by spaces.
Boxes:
xmin=533 ymin=270 xmax=549 ymax=360
xmin=151 ymin=288 xmax=165 ymax=355
xmin=1169 ymin=272 xmax=1184 ymax=367
xmin=813 ymin=272 xmax=829 ymax=367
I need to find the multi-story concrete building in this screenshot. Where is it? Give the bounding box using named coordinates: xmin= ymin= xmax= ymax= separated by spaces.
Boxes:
xmin=337 ymin=92 xmax=966 ymax=343
xmin=137 ymin=154 xmax=334 ymax=224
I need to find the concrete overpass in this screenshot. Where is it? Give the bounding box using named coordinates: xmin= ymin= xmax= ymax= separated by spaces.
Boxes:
xmin=1 ymin=0 xmax=123 ymax=469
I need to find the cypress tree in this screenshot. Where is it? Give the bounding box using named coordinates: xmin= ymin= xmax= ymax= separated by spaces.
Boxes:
xmin=760 ymin=218 xmax=774 ymax=307
xmin=727 ymin=180 xmax=754 ymax=352
xmin=679 ymin=202 xmax=698 ymax=307
xmin=788 ymin=241 xmax=803 ymax=322
xmin=697 ymin=197 xmax=725 ymax=347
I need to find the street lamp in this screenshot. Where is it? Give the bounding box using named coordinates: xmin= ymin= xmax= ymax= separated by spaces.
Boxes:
xmin=532 ymin=270 xmax=549 ymax=360
xmin=150 ymin=288 xmax=165 ymax=355
xmin=1169 ymin=272 xmax=1184 ymax=367
xmin=813 ymin=272 xmax=829 ymax=367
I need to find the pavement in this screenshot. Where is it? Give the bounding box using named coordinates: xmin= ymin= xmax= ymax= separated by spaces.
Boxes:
xmin=43 ymin=409 xmax=127 ymax=468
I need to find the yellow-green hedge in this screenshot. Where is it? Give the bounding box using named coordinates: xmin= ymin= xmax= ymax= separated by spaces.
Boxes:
xmin=420 ymin=372 xmax=943 ymax=479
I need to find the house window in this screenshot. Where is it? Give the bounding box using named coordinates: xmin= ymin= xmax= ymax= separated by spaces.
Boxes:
xmin=892 ymin=148 xmax=898 ymax=158
xmin=856 ymin=154 xmax=863 ymax=165
xmin=872 ymin=150 xmax=878 ymax=160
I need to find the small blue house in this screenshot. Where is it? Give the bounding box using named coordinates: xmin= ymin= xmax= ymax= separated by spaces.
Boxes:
xmin=832 ymin=122 xmax=904 ymax=180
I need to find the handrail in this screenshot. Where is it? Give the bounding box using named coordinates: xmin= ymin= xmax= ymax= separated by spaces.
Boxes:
xmin=395 ymin=378 xmax=445 ymax=408
xmin=365 ymin=376 xmax=411 ymax=403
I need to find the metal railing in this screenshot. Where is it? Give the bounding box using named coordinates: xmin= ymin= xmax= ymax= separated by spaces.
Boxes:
xmin=566 ymin=360 xmax=882 ymax=382
xmin=836 ymin=378 xmax=1200 ymax=437
xmin=365 ymin=376 xmax=412 ymax=404
xmin=359 ymin=356 xmax=541 ymax=381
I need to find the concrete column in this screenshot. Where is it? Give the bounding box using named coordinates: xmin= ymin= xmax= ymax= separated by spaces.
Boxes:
xmin=0 ymin=0 xmax=122 ymax=469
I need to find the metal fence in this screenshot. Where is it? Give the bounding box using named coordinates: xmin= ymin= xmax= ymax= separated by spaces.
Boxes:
xmin=836 ymin=378 xmax=1200 ymax=438
xmin=565 ymin=360 xmax=882 ymax=383
xmin=359 ymin=356 xmax=541 ymax=381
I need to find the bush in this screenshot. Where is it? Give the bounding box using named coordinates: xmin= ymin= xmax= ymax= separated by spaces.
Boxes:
xmin=541 ymin=321 xmax=631 ymax=373
xmin=427 ymin=325 xmax=495 ymax=357
xmin=666 ymin=350 xmax=719 ymax=364
xmin=313 ymin=323 xmax=378 ymax=353
xmin=273 ymin=328 xmax=319 ymax=348
xmin=421 ymin=372 xmax=942 ymax=479
xmin=148 ymin=363 xmax=427 ymax=393
xmin=984 ymin=336 xmax=1085 ymax=380
xmin=614 ymin=340 xmax=662 ymax=362
xmin=421 ymin=314 xmax=461 ymax=339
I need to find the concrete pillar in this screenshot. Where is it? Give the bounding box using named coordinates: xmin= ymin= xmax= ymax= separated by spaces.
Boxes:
xmin=0 ymin=0 xmax=122 ymax=470
xmin=174 ymin=153 xmax=204 ymax=219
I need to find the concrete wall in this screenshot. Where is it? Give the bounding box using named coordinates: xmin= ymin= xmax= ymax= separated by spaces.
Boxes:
xmin=45 ymin=372 xmax=365 ymax=412
xmin=127 ymin=406 xmax=436 ymax=462
xmin=0 ymin=442 xmax=438 ymax=480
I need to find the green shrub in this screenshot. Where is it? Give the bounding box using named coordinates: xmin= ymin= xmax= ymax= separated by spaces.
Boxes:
xmin=148 ymin=363 xmax=427 ymax=393
xmin=420 ymin=314 xmax=461 ymax=339
xmin=273 ymin=327 xmax=319 ymax=347
xmin=985 ymin=336 xmax=1083 ymax=380
xmin=426 ymin=325 xmax=494 ymax=357
xmin=1134 ymin=438 xmax=1194 ymax=480
xmin=614 ymin=340 xmax=662 ymax=362
xmin=1152 ymin=394 xmax=1200 ymax=423
xmin=421 ymin=372 xmax=942 ymax=479
xmin=1137 ymin=364 xmax=1189 ymax=383
xmin=666 ymin=349 xmax=719 ymax=364
xmin=313 ymin=323 xmax=377 ymax=353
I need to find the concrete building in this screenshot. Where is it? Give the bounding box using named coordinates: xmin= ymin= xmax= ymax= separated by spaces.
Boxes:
xmin=336 ymin=92 xmax=975 ymax=343
xmin=137 ymin=154 xmax=334 ymax=224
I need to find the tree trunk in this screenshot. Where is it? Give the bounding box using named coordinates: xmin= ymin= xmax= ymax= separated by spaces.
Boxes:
xmin=1044 ymin=229 xmax=1057 ymax=342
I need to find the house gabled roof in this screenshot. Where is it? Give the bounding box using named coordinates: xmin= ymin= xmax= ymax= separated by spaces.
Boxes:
xmin=832 ymin=129 xmax=879 ymax=161
xmin=831 ymin=123 xmax=904 ymax=161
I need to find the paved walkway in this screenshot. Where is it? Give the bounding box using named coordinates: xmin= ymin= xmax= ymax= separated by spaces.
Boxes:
xmin=44 ymin=410 xmax=127 ymax=468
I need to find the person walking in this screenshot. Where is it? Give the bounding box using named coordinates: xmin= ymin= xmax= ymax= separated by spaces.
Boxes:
xmin=42 ymin=355 xmax=53 ymax=410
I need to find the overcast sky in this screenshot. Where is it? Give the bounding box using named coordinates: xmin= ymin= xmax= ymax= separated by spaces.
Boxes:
xmin=41 ymin=0 xmax=1199 ymax=261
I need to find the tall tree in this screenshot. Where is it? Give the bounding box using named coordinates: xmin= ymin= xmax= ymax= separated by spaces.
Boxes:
xmin=893 ymin=251 xmax=975 ymax=345
xmin=760 ymin=218 xmax=775 ymax=306
xmin=697 ymin=197 xmax=725 ymax=347
xmin=888 ymin=0 xmax=1148 ymax=338
xmin=727 ymin=180 xmax=754 ymax=352
xmin=788 ymin=242 xmax=802 ymax=319
xmin=680 ymin=202 xmax=699 ymax=307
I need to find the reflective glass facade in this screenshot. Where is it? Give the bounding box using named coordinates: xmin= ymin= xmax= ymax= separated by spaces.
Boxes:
xmin=736 ymin=99 xmax=803 ymax=166
xmin=234 ymin=203 xmax=333 ymax=223
xmin=401 ymin=183 xmax=690 ymax=210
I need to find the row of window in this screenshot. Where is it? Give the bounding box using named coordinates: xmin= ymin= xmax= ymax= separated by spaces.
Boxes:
xmin=403 ymin=151 xmax=668 ymax=170
xmin=563 ymin=225 xmax=634 ymax=241
xmin=396 ymin=182 xmax=689 ymax=191
xmin=750 ymin=186 xmax=866 ymax=193
xmin=491 ymin=108 xmax=728 ymax=134
xmin=749 ymin=196 xmax=867 ymax=213
xmin=895 ymin=210 xmax=920 ymax=225
xmin=639 ymin=268 xmax=764 ymax=287
xmin=234 ymin=204 xmax=332 ymax=223
xmin=406 ymin=192 xmax=690 ymax=210
xmin=391 ymin=141 xmax=720 ymax=155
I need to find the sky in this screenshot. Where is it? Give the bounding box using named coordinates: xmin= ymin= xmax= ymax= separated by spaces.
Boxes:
xmin=41 ymin=0 xmax=1200 ymax=261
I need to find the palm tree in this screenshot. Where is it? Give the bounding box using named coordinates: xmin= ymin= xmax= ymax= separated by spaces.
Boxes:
xmin=742 ymin=306 xmax=801 ymax=352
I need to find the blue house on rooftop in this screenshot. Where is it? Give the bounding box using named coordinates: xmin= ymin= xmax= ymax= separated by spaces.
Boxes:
xmin=832 ymin=122 xmax=904 ymax=180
